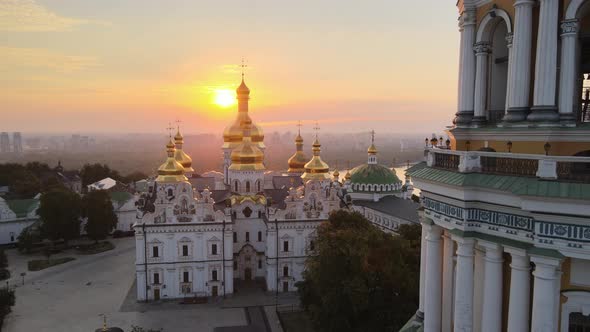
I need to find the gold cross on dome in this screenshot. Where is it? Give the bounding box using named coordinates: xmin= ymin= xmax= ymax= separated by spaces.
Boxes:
xmin=166 ymin=123 xmax=175 ymax=138
xmin=313 ymin=121 xmax=320 ymax=139
xmin=297 ymin=120 xmax=302 ymax=134
xmin=240 ymin=57 xmax=248 ymax=79
xmin=371 ymin=129 xmax=375 ymax=144
xmin=175 ymin=119 xmax=182 ymax=130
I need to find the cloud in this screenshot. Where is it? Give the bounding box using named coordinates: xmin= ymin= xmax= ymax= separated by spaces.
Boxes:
xmin=0 ymin=0 xmax=108 ymax=32
xmin=0 ymin=47 xmax=99 ymax=72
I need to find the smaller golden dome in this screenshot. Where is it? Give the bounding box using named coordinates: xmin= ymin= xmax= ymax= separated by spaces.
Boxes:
xmin=173 ymin=128 xmax=194 ymax=173
xmin=156 ymin=138 xmax=188 ymax=183
xmin=368 ymin=143 xmax=378 ymax=155
xmin=237 ymin=79 xmax=250 ymax=94
xmin=345 ymin=170 xmax=352 ymax=180
xmin=301 ymin=137 xmax=331 ymax=181
xmin=288 ymin=132 xmax=307 ymax=173
xmin=333 ymin=169 xmax=340 ymax=177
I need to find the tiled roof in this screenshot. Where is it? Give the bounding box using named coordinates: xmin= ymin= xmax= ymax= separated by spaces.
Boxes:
xmin=6 ymin=199 xmax=38 ymax=218
xmin=353 ymin=196 xmax=420 ymax=223
xmin=408 ymin=162 xmax=590 ymax=200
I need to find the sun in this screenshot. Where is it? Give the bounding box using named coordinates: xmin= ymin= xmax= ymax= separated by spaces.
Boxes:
xmin=213 ymin=89 xmax=236 ymax=108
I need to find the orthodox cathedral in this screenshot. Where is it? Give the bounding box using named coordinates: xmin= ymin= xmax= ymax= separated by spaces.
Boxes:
xmin=133 ymin=76 xmax=418 ymax=301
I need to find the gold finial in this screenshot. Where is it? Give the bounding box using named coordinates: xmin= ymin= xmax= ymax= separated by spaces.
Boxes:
xmin=166 ymin=123 xmax=175 ymax=139
xmin=241 ymin=57 xmax=248 ymax=80
xmin=175 ymin=119 xmax=182 ymax=131
xmin=100 ymin=314 xmax=107 ymax=332
xmin=297 ymin=120 xmax=302 ymax=136
xmin=371 ymin=129 xmax=375 ymax=145
xmin=313 ymin=121 xmax=320 ymax=140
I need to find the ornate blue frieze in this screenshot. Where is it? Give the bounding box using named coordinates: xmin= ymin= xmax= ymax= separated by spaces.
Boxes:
xmin=536 ymin=221 xmax=590 ymax=243
xmin=422 ymin=197 xmax=533 ymax=232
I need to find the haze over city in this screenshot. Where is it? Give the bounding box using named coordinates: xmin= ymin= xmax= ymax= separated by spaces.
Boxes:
xmin=1 ymin=0 xmax=458 ymax=134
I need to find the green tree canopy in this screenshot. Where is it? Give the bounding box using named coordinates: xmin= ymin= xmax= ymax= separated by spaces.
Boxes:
xmin=37 ymin=188 xmax=82 ymax=244
xmin=297 ymin=210 xmax=420 ymax=332
xmin=0 ymin=163 xmax=41 ymax=199
xmin=83 ymin=190 xmax=118 ymax=242
xmin=80 ymin=163 xmax=121 ymax=188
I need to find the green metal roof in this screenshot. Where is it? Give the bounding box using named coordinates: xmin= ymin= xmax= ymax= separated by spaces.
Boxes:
xmin=6 ymin=199 xmax=39 ymax=218
xmin=408 ymin=162 xmax=590 ymax=200
xmin=349 ymin=163 xmax=401 ymax=185
xmin=109 ymin=191 xmax=133 ymax=205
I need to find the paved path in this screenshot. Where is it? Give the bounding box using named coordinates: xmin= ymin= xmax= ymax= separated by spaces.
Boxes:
xmin=3 ymin=238 xmax=245 ymax=332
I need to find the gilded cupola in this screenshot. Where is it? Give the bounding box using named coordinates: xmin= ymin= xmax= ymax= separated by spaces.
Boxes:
xmin=287 ymin=125 xmax=308 ymax=174
xmin=156 ymin=138 xmax=188 ymax=183
xmin=173 ymin=127 xmax=194 ymax=174
xmin=222 ymin=78 xmax=265 ymax=150
xmin=301 ymin=134 xmax=331 ymax=182
xmin=229 ymin=119 xmax=266 ymax=171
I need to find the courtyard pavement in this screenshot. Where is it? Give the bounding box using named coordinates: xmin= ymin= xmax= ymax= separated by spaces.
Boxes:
xmin=2 ymin=237 xmax=297 ymax=332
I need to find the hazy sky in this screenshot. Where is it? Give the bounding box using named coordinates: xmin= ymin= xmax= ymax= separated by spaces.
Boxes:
xmin=0 ymin=0 xmax=459 ymax=135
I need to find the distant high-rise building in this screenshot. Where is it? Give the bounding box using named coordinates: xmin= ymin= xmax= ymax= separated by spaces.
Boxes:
xmin=12 ymin=132 xmax=22 ymax=153
xmin=0 ymin=133 xmax=9 ymax=153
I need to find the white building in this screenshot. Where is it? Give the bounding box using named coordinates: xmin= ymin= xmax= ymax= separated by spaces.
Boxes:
xmin=134 ymin=77 xmax=419 ymax=302
xmin=402 ymin=1 xmax=590 ymax=331
xmin=0 ymin=197 xmax=39 ymax=245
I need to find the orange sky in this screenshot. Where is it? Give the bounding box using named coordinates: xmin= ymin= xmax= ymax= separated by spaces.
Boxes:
xmin=0 ymin=0 xmax=459 ymax=134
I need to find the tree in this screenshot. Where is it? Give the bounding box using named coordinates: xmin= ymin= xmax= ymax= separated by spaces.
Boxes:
xmin=80 ymin=163 xmax=121 ymax=188
xmin=83 ymin=190 xmax=118 ymax=242
xmin=37 ymin=188 xmax=82 ymax=245
xmin=297 ymin=210 xmax=420 ymax=332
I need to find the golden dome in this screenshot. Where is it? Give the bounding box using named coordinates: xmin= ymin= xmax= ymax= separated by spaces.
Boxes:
xmin=345 ymin=170 xmax=352 ymax=180
xmin=229 ymin=120 xmax=266 ymax=171
xmin=156 ymin=138 xmax=188 ymax=183
xmin=301 ymin=138 xmax=331 ymax=181
xmin=288 ymin=132 xmax=307 ymax=173
xmin=222 ymin=78 xmax=264 ymax=149
xmin=173 ymin=128 xmax=194 ymax=173
xmin=368 ymin=143 xmax=377 ymax=155
xmin=333 ymin=169 xmax=340 ymax=177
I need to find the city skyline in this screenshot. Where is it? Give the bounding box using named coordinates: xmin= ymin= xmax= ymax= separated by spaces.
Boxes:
xmin=1 ymin=0 xmax=459 ymax=134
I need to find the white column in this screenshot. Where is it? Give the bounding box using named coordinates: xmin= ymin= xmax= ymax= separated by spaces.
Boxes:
xmin=505 ymin=248 xmax=530 ymax=332
xmin=453 ymin=236 xmax=474 ymax=331
xmin=504 ymin=0 xmax=535 ymax=122
xmin=455 ymin=8 xmax=477 ymax=126
xmin=418 ymin=223 xmax=428 ymax=319
xmin=452 ymin=236 xmax=475 ymax=332
xmin=530 ymin=255 xmax=562 ymax=332
xmin=473 ymin=42 xmax=492 ymax=125
xmin=558 ymin=19 xmax=580 ymax=125
xmin=528 ymin=0 xmax=560 ymax=122
xmin=472 ymin=247 xmax=485 ymax=332
xmin=480 ymin=242 xmax=503 ymax=332
xmin=441 ymin=233 xmax=455 ymax=332
xmin=424 ymin=224 xmax=443 ymax=332
xmin=504 ymin=33 xmax=514 ymax=112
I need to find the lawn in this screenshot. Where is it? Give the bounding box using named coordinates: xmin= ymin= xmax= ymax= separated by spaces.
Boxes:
xmin=28 ymin=257 xmax=76 ymax=271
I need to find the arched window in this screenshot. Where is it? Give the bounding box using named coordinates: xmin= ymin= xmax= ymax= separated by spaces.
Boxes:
xmin=283 ymin=266 xmax=289 ymax=277
xmin=246 ymin=181 xmax=250 ymax=192
xmin=257 ymin=180 xmax=261 ymax=192
xmin=167 ymin=188 xmax=173 ymax=197
xmin=234 ymin=181 xmax=239 ymax=192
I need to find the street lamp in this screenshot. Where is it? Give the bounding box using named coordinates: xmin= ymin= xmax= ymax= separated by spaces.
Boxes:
xmin=445 ymin=139 xmax=451 ymax=149
xmin=507 ymin=141 xmax=513 ymax=153
xmin=430 ymin=137 xmax=438 ymax=148
xmin=544 ymin=142 xmax=551 ymax=156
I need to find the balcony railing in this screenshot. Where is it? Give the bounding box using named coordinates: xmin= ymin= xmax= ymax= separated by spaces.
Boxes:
xmin=426 ymin=148 xmax=590 ymax=182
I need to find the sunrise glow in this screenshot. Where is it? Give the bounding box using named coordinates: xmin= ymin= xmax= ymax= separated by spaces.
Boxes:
xmin=214 ymin=89 xmax=236 ymax=108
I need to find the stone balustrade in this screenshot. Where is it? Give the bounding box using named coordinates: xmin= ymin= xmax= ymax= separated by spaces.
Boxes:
xmin=426 ymin=148 xmax=590 ymax=181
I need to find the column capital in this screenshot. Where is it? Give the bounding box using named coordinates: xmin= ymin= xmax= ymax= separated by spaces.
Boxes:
xmin=459 ymin=9 xmax=476 ymax=29
xmin=478 ymin=240 xmax=503 ymax=262
xmin=452 ymin=235 xmax=475 ymax=256
xmin=561 ymin=19 xmax=579 ymax=36
xmin=531 ymin=255 xmax=562 ymax=280
xmin=514 ymin=0 xmax=536 ymax=7
xmin=474 ymin=42 xmax=491 ymax=55
xmin=425 ymin=224 xmax=443 ymax=241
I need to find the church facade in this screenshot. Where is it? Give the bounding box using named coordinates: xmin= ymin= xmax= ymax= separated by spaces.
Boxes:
xmin=402 ymin=1 xmax=590 ymax=331
xmin=133 ymin=76 xmax=418 ymax=301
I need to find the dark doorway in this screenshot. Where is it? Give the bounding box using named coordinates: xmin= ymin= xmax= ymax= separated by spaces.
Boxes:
xmin=212 ymin=285 xmax=218 ymax=297
xmin=153 ymin=288 xmax=160 ymax=301
xmin=245 ymin=268 xmax=252 ymax=281
xmin=282 ymin=281 xmax=289 ymax=292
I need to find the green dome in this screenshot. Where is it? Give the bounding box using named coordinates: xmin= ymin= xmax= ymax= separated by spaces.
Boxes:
xmin=349 ymin=164 xmax=401 ymax=188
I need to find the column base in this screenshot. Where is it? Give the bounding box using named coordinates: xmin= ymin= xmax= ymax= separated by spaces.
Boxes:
xmin=527 ymin=106 xmax=560 ymax=122
xmin=503 ymin=107 xmax=529 ymax=122
xmin=415 ymin=310 xmax=424 ymax=322
xmin=454 ymin=111 xmax=474 ymax=127
xmin=559 ymin=113 xmax=577 ymax=126
xmin=471 ymin=116 xmax=487 ymax=127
